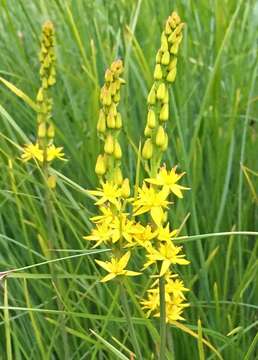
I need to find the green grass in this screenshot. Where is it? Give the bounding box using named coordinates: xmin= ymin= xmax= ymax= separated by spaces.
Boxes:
xmin=0 ymin=0 xmax=257 ymax=359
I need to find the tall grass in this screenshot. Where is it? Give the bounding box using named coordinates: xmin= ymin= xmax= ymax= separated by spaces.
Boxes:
xmin=0 ymin=0 xmax=257 ymax=358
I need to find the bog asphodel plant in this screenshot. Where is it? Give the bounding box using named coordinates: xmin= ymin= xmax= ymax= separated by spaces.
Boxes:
xmin=85 ymin=10 xmax=189 ymax=357
xmin=21 ymin=21 xmax=65 ymax=168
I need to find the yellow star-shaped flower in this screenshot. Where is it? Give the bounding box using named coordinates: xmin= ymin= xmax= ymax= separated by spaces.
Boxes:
xmin=88 ymin=182 xmax=122 ymax=209
xmin=146 ymin=166 xmax=189 ymax=198
xmin=95 ymin=251 xmax=141 ymax=282
xmin=133 ymin=183 xmax=170 ymax=225
xmin=21 ymin=143 xmax=43 ymax=162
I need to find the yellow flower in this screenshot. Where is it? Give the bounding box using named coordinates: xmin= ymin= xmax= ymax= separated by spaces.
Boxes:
xmin=95 ymin=251 xmax=141 ymax=282
xmin=146 ymin=166 xmax=189 ymax=198
xmin=157 ymin=223 xmax=178 ymax=242
xmin=88 ymin=181 xmax=122 ymax=208
xmin=21 ymin=143 xmax=43 ymax=162
xmin=109 ymin=214 xmax=136 ymax=243
xmin=165 ymin=278 xmax=189 ymax=299
xmin=133 ymin=183 xmax=170 ymax=225
xmin=143 ymin=242 xmax=190 ymax=276
xmin=140 ymin=289 xmax=160 ymax=317
xmin=46 ymin=144 xmax=65 ymax=161
xmin=83 ymin=222 xmax=113 ymax=247
xmin=126 ymin=223 xmax=156 ymax=248
xmin=90 ymin=206 xmax=114 ymax=225
xmin=166 ymin=301 xmax=189 ymax=322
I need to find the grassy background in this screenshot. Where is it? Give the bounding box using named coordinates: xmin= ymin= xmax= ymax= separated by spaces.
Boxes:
xmin=0 ymin=0 xmax=257 ymax=359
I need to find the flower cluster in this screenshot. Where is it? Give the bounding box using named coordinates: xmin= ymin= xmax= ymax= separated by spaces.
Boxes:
xmin=85 ymin=11 xmax=189 ymax=323
xmin=22 ymin=21 xmax=65 ymax=164
xmin=95 ymin=59 xmax=125 ymax=184
xmin=142 ymin=12 xmax=184 ymax=174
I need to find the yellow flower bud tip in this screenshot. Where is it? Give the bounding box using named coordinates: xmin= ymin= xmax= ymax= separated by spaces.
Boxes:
xmin=100 ymin=86 xmax=112 ymax=106
xmin=161 ymin=50 xmax=170 ymax=65
xmin=167 ymin=67 xmax=177 ymax=83
xmin=147 ymin=109 xmax=156 ymax=129
xmin=47 ymin=123 xmax=55 ymax=138
xmin=156 ymin=126 xmax=166 ymax=147
xmin=154 ymin=64 xmax=163 ymax=80
xmin=144 ymin=126 xmax=152 ymax=137
xmin=95 ymin=154 xmax=106 ymax=175
xmin=115 ymin=113 xmax=122 ymax=129
xmin=142 ymin=139 xmax=153 ymax=159
xmin=37 ymin=122 xmax=47 ymax=138
xmin=161 ymin=32 xmax=168 ymax=51
xmin=147 ymin=85 xmax=156 ymax=105
xmin=163 ymin=88 xmax=169 ymax=104
xmin=43 ymin=21 xmax=54 ymax=34
xmin=114 ymin=140 xmax=122 ymax=159
xmin=160 ymin=103 xmax=169 ymax=121
xmin=121 ymin=178 xmax=130 ymax=198
xmin=105 ymin=68 xmax=113 ymax=82
xmin=171 ymin=12 xmax=181 ymax=26
xmin=97 ymin=110 xmax=106 ymax=133
xmin=104 ymin=135 xmax=114 ymax=154
xmin=156 ymin=83 xmax=166 ymax=100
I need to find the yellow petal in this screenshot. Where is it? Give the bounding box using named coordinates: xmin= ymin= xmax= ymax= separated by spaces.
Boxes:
xmin=95 ymin=259 xmax=112 ymax=272
xmin=100 ymin=273 xmax=117 ymax=282
xmin=118 ymin=251 xmax=131 ymax=269
xmin=151 ymin=207 xmax=163 ymax=225
xmin=124 ymin=270 xmax=141 ymax=277
xmin=160 ymin=259 xmax=171 ymax=276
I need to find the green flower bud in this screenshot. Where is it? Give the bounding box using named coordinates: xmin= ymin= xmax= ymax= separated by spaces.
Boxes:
xmin=142 ymin=139 xmax=153 ymax=159
xmin=37 ymin=122 xmax=47 ymax=138
xmin=147 ymin=109 xmax=156 ymax=129
xmin=47 ymin=123 xmax=55 ymax=138
xmin=113 ymin=167 xmax=123 ymax=185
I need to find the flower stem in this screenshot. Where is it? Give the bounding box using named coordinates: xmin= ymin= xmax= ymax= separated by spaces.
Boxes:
xmin=159 ymin=275 xmax=167 ymax=360
xmin=120 ymin=280 xmax=143 ymax=360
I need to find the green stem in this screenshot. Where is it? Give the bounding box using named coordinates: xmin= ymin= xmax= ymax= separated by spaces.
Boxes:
xmin=120 ymin=280 xmax=143 ymax=360
xmin=159 ymin=275 xmax=167 ymax=360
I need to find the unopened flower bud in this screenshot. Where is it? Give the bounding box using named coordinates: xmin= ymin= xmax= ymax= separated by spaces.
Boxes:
xmin=47 ymin=175 xmax=57 ymax=189
xmin=97 ymin=110 xmax=106 ymax=133
xmin=37 ymin=122 xmax=46 ymax=138
xmin=36 ymin=88 xmax=44 ymax=102
xmin=147 ymin=85 xmax=156 ymax=105
xmin=114 ymin=140 xmax=122 ymax=159
xmin=170 ymin=43 xmax=179 ymax=55
xmin=160 ymin=104 xmax=169 ymax=121
xmin=47 ymin=123 xmax=55 ymax=138
xmin=107 ymin=112 xmax=116 ymax=128
xmin=147 ymin=109 xmax=156 ymax=129
xmin=161 ymin=51 xmax=170 ymax=65
xmin=167 ymin=67 xmax=177 ymax=82
xmin=144 ymin=126 xmax=152 ymax=137
xmin=104 ymin=134 xmax=114 ymax=154
xmin=156 ymin=126 xmax=166 ymax=146
xmin=105 ymin=68 xmax=113 ymax=82
xmin=142 ymin=139 xmax=153 ymax=159
xmin=121 ymin=178 xmax=130 ymax=198
xmin=161 ymin=132 xmax=168 ymax=151
xmin=154 ymin=64 xmax=163 ymax=80
xmin=156 ymin=49 xmax=163 ymax=63
xmin=115 ymin=112 xmax=122 ymax=129
xmin=156 ymin=83 xmax=166 ymax=100
xmin=160 ymin=32 xmax=168 ymax=51
xmin=168 ymin=57 xmax=177 ymax=70
xmin=95 ymin=154 xmax=106 ymax=175
xmin=113 ymin=167 xmax=123 ymax=185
